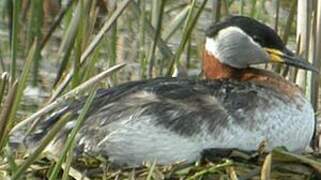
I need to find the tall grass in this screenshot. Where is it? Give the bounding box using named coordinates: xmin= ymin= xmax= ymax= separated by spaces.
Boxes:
xmin=9 ymin=0 xmax=20 ymax=82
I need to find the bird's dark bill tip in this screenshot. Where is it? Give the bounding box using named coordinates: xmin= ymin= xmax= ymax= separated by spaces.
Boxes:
xmin=265 ymin=48 xmax=319 ymax=73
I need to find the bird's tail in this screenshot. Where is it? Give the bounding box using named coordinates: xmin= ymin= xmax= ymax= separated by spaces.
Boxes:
xmin=9 ymin=104 xmax=74 ymax=154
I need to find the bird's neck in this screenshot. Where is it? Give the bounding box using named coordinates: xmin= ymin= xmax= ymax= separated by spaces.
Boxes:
xmin=202 ymin=51 xmax=302 ymax=97
xmin=202 ymin=51 xmax=240 ymax=79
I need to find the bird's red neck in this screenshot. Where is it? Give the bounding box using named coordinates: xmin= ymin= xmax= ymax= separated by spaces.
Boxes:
xmin=202 ymin=51 xmax=240 ymax=79
xmin=202 ymin=51 xmax=302 ymax=97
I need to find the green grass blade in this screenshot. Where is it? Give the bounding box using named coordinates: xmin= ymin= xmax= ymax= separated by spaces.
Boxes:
xmin=39 ymin=0 xmax=74 ymax=50
xmin=147 ymin=0 xmax=166 ymax=78
xmin=138 ymin=0 xmax=146 ymax=78
xmin=0 ymin=41 xmax=37 ymax=150
xmin=10 ymin=63 xmax=125 ymax=137
xmin=0 ymin=81 xmax=18 ymax=151
xmin=0 ymin=47 xmax=6 ymax=72
xmin=212 ymin=0 xmax=221 ymax=22
xmin=61 ymin=140 xmax=76 ymax=180
xmin=12 ymin=112 xmax=72 ymax=180
xmin=9 ymin=0 xmax=21 ymax=82
xmin=51 ymin=0 xmax=131 ymax=102
xmin=131 ymin=1 xmax=174 ymax=59
xmin=6 ymin=41 xmax=37 ymax=132
xmin=106 ymin=2 xmax=118 ymax=83
xmin=186 ymin=160 xmax=233 ymax=180
xmin=4 ymin=145 xmax=17 ymax=175
xmin=162 ymin=5 xmax=190 ymax=42
xmin=55 ymin=1 xmax=82 ymax=86
xmin=240 ymin=0 xmax=244 ymax=15
xmin=0 ymin=72 xmax=9 ymax=105
xmin=80 ymin=0 xmax=131 ymax=64
xmin=72 ymin=0 xmax=92 ymax=88
xmin=49 ymin=86 xmax=97 ymax=180
xmin=28 ymin=0 xmax=43 ymax=86
xmin=166 ymin=0 xmax=208 ymax=76
xmin=250 ymin=0 xmax=257 ymax=17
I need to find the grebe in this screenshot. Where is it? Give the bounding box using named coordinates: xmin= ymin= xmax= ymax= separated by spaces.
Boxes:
xmin=12 ymin=16 xmax=316 ymax=167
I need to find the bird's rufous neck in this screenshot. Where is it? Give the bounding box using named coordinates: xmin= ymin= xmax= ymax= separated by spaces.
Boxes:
xmin=202 ymin=50 xmax=302 ymax=97
xmin=202 ymin=51 xmax=241 ymax=80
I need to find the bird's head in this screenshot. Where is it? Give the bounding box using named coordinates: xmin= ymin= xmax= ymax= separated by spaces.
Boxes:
xmin=204 ymin=16 xmax=317 ymax=72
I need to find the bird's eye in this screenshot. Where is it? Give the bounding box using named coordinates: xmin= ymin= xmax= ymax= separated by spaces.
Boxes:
xmin=252 ymin=35 xmax=261 ymax=43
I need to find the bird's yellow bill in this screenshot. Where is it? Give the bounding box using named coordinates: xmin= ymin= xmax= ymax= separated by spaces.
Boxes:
xmin=265 ymin=48 xmax=284 ymax=63
xmin=264 ymin=48 xmax=318 ymax=73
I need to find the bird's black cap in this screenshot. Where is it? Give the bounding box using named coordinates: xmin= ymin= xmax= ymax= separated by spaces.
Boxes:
xmin=206 ymin=16 xmax=285 ymax=51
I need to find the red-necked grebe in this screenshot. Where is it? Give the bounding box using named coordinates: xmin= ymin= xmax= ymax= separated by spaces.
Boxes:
xmin=11 ymin=16 xmax=316 ymax=167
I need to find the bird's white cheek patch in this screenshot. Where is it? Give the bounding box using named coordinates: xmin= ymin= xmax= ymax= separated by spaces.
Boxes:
xmin=205 ymin=38 xmax=220 ymax=58
xmin=205 ymin=26 xmax=270 ymax=68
